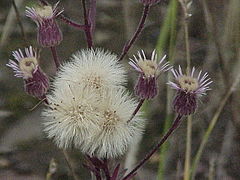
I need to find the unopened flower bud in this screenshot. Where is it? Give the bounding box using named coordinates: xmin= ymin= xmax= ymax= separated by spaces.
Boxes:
xmin=26 ymin=3 xmax=63 ymax=47
xmin=129 ymin=50 xmax=171 ymax=99
xmin=168 ymin=66 xmax=212 ymax=115
xmin=7 ymin=46 xmax=49 ymax=99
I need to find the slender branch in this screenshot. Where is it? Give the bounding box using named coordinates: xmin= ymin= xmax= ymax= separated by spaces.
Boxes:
xmin=81 ymin=0 xmax=93 ymax=48
xmin=123 ymin=114 xmax=183 ymax=180
xmin=59 ymin=15 xmax=87 ymax=30
xmin=183 ymin=16 xmax=191 ymax=75
xmin=12 ymin=0 xmax=27 ymax=45
xmin=50 ymin=46 xmax=60 ymax=69
xmin=119 ymin=5 xmax=150 ymax=61
xmin=128 ymin=99 xmax=145 ymax=123
xmin=88 ymin=0 xmax=97 ymax=35
xmin=63 ymin=150 xmax=81 ymax=180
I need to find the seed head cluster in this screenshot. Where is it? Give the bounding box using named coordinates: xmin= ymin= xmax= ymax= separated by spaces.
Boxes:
xmin=43 ymin=49 xmax=145 ymax=158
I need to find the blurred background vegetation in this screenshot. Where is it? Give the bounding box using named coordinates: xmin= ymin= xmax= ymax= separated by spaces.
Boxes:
xmin=0 ymin=0 xmax=240 ymax=179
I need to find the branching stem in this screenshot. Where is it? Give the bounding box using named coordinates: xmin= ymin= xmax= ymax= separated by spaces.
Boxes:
xmin=119 ymin=5 xmax=150 ymax=61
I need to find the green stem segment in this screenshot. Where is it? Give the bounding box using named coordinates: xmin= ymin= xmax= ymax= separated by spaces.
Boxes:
xmin=184 ymin=115 xmax=192 ymax=180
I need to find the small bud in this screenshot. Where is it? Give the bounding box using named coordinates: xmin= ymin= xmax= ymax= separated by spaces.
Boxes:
xmin=168 ymin=66 xmax=212 ymax=115
xmin=26 ymin=2 xmax=63 ymax=47
xmin=129 ymin=50 xmax=171 ymax=99
xmin=7 ymin=46 xmax=49 ymax=99
xmin=139 ymin=0 xmax=161 ymax=6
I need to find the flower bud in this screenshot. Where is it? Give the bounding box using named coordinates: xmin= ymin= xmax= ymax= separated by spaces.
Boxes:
xmin=129 ymin=50 xmax=171 ymax=99
xmin=26 ymin=3 xmax=63 ymax=47
xmin=168 ymin=66 xmax=212 ymax=115
xmin=7 ymin=46 xmax=49 ymax=99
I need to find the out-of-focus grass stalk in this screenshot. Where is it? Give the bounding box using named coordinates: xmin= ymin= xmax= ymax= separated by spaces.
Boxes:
xmin=184 ymin=115 xmax=192 ymax=180
xmin=192 ymin=0 xmax=240 ymax=179
xmin=156 ymin=0 xmax=178 ymax=179
xmin=63 ymin=150 xmax=82 ymax=180
xmin=208 ymin=158 xmax=216 ymax=180
xmin=201 ymin=0 xmax=229 ymax=84
xmin=12 ymin=0 xmax=28 ymax=45
xmin=46 ymin=158 xmax=57 ymax=180
xmin=191 ymin=72 xmax=240 ymax=179
xmin=156 ymin=0 xmax=174 ymax=56
xmin=178 ymin=0 xmax=192 ymax=179
xmin=0 ymin=0 xmax=24 ymax=50
xmin=122 ymin=0 xmax=135 ymax=39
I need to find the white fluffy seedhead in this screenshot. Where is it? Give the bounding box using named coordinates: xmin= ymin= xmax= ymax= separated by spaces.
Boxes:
xmin=80 ymin=89 xmax=145 ymax=159
xmin=54 ymin=49 xmax=127 ymax=94
xmin=42 ymin=84 xmax=102 ymax=149
xmin=43 ymin=48 xmax=144 ymax=159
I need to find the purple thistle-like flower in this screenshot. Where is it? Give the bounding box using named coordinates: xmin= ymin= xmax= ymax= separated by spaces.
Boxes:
xmin=129 ymin=50 xmax=171 ymax=99
xmin=167 ymin=66 xmax=212 ymax=115
xmin=139 ymin=0 xmax=161 ymax=6
xmin=26 ymin=2 xmax=63 ymax=47
xmin=7 ymin=46 xmax=49 ymax=99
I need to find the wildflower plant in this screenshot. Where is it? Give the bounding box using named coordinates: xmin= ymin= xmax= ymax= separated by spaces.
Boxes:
xmin=6 ymin=0 xmax=213 ymax=180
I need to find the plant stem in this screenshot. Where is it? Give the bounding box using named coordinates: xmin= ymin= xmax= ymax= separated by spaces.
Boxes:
xmin=128 ymin=99 xmax=145 ymax=123
xmin=81 ymin=0 xmax=93 ymax=48
xmin=180 ymin=1 xmax=192 ymax=179
xmin=184 ymin=18 xmax=191 ymax=75
xmin=119 ymin=5 xmax=150 ymax=61
xmin=184 ymin=115 xmax=192 ymax=180
xmin=50 ymin=46 xmax=60 ymax=69
xmin=191 ymin=72 xmax=240 ymax=179
xmin=123 ymin=114 xmax=183 ymax=180
xmin=59 ymin=15 xmax=87 ymax=30
xmin=63 ymin=150 xmax=81 ymax=180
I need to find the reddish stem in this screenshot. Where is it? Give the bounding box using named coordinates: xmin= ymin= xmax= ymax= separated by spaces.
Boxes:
xmin=50 ymin=46 xmax=60 ymax=69
xmin=119 ymin=5 xmax=150 ymax=61
xmin=82 ymin=0 xmax=94 ymax=48
xmin=59 ymin=15 xmax=87 ymax=30
xmin=122 ymin=114 xmax=183 ymax=180
xmin=128 ymin=99 xmax=145 ymax=123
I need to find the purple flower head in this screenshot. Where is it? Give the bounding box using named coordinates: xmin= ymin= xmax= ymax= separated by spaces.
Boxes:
xmin=167 ymin=66 xmax=212 ymax=115
xmin=139 ymin=0 xmax=161 ymax=6
xmin=129 ymin=50 xmax=171 ymax=99
xmin=26 ymin=2 xmax=63 ymax=47
xmin=7 ymin=46 xmax=49 ymax=99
